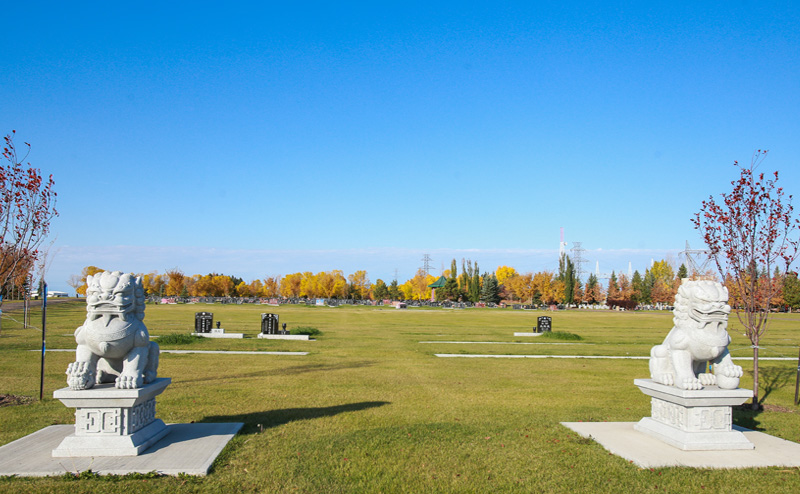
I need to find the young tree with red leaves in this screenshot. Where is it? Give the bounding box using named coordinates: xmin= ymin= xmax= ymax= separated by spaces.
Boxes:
xmin=1 ymin=131 xmax=58 ymax=332
xmin=693 ymin=151 xmax=800 ymax=409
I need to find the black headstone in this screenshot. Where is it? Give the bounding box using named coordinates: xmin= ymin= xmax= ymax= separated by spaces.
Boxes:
xmin=195 ymin=312 xmax=213 ymax=333
xmin=537 ymin=315 xmax=552 ymax=333
xmin=261 ymin=313 xmax=279 ymax=334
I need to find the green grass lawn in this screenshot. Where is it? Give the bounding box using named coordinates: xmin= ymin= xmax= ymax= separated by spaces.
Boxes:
xmin=2 ymin=301 xmax=800 ymax=493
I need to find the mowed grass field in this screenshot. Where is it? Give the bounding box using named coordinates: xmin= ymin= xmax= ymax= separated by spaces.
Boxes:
xmin=2 ymin=301 xmax=800 ymax=493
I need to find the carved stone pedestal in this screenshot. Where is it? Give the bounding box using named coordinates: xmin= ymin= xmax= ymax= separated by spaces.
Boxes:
xmin=52 ymin=378 xmax=171 ymax=457
xmin=634 ymin=379 xmax=754 ymax=451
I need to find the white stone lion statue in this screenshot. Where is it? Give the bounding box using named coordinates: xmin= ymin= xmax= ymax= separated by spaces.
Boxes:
xmin=649 ymin=279 xmax=743 ymax=390
xmin=66 ymin=271 xmax=159 ymax=390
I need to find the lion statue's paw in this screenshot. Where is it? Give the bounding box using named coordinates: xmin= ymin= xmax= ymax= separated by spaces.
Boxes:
xmin=680 ymin=377 xmax=703 ymax=390
xmin=116 ymin=374 xmax=143 ymax=389
xmin=698 ymin=373 xmax=717 ymax=386
xmin=66 ymin=361 xmax=96 ymax=390
xmin=716 ymin=363 xmax=743 ymax=378
xmin=715 ymin=363 xmax=743 ymax=389
xmin=654 ymin=373 xmax=674 ymax=386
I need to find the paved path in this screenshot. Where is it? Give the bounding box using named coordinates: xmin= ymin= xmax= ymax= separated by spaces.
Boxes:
xmin=40 ymin=349 xmax=308 ymax=356
xmin=419 ymin=341 xmax=590 ymax=345
xmin=435 ymin=354 xmax=795 ymax=360
xmin=1 ymin=298 xmax=76 ymax=310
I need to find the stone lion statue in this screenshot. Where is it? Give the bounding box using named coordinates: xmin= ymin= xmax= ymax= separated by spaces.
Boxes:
xmin=649 ymin=279 xmax=743 ymax=390
xmin=66 ymin=271 xmax=159 ymax=390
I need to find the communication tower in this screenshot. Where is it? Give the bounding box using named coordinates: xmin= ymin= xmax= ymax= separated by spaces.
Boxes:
xmin=570 ymin=242 xmax=588 ymax=282
xmin=559 ymin=227 xmax=568 ymax=260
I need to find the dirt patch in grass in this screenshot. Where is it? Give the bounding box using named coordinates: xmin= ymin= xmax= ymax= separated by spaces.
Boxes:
xmin=764 ymin=403 xmax=797 ymax=413
xmin=0 ymin=394 xmax=35 ymax=407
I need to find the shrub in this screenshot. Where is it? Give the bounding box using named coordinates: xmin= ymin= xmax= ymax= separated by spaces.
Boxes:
xmin=291 ymin=326 xmax=322 ymax=337
xmin=156 ymin=333 xmax=203 ymax=345
xmin=541 ymin=331 xmax=582 ymax=341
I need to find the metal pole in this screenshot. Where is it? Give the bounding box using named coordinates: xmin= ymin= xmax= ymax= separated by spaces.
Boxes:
xmin=39 ymin=282 xmax=47 ymax=401
xmin=795 ymin=346 xmax=800 ymax=406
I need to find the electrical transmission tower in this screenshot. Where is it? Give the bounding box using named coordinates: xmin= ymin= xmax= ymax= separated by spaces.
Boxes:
xmin=420 ymin=254 xmax=433 ymax=276
xmin=594 ymin=260 xmax=612 ymax=281
xmin=680 ymin=241 xmax=711 ymax=276
xmin=571 ymin=242 xmax=588 ymax=282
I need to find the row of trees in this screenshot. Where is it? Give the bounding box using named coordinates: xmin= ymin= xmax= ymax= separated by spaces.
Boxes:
xmin=71 ymin=256 xmax=800 ymax=310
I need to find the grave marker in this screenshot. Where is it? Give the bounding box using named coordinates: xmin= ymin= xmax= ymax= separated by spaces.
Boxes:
xmin=537 ymin=316 xmax=552 ymax=333
xmin=195 ymin=312 xmax=213 ymax=334
xmin=261 ymin=313 xmax=279 ymax=334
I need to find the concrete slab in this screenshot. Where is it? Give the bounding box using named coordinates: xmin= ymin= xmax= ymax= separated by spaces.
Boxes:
xmin=562 ymin=421 xmax=800 ymax=468
xmin=435 ymin=354 xmax=649 ymax=359
xmin=162 ymin=350 xmax=309 ymax=355
xmin=257 ymin=334 xmax=311 ymax=340
xmin=0 ymin=422 xmax=243 ymax=477
xmin=191 ymin=332 xmax=244 ymax=339
xmin=513 ymin=332 xmax=543 ymax=337
xmin=422 ymin=341 xmax=588 ymax=345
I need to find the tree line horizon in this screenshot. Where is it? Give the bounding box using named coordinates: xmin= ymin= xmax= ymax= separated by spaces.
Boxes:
xmin=68 ymin=256 xmax=800 ymax=309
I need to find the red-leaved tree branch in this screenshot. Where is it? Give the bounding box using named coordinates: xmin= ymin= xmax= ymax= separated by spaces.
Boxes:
xmin=0 ymin=131 xmax=58 ymax=311
xmin=692 ymin=150 xmax=800 ymax=408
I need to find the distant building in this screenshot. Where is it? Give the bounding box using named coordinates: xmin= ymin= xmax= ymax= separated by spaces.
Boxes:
xmin=30 ymin=290 xmax=70 ymax=299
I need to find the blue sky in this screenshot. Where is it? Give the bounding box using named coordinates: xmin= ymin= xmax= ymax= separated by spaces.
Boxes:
xmin=3 ymin=2 xmax=799 ymax=292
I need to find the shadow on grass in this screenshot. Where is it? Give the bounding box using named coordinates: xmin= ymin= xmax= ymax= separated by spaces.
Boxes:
xmin=176 ymin=360 xmax=377 ymax=385
xmin=757 ymin=365 xmax=796 ymax=403
xmin=732 ymin=365 xmax=797 ymax=430
xmin=733 ymin=406 xmax=764 ymax=431
xmin=203 ymin=401 xmax=391 ymax=434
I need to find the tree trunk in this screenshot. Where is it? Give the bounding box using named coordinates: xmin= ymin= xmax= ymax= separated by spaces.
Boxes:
xmin=751 ymin=342 xmax=760 ymax=410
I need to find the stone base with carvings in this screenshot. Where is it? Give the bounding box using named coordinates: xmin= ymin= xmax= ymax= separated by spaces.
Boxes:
xmin=633 ymin=378 xmax=754 ymax=451
xmin=52 ymin=378 xmax=171 ymax=457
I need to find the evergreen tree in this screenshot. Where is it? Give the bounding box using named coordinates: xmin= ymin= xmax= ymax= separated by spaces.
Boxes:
xmin=388 ymin=279 xmax=401 ymax=300
xmin=558 ymin=253 xmax=577 ymax=306
xmin=458 ymin=258 xmax=469 ymax=293
xmin=468 ymin=263 xmax=481 ymax=302
xmin=372 ymin=279 xmax=389 ymax=300
xmin=642 ymin=269 xmax=655 ymax=304
xmin=442 ymin=258 xmax=472 ymax=301
xmin=564 ymin=257 xmax=575 ymax=305
xmin=443 ymin=277 xmax=461 ymax=301
xmin=480 ymin=273 xmax=501 ymax=304
xmin=631 ymin=270 xmax=644 ymax=303
xmin=677 ymin=263 xmax=688 ymax=280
